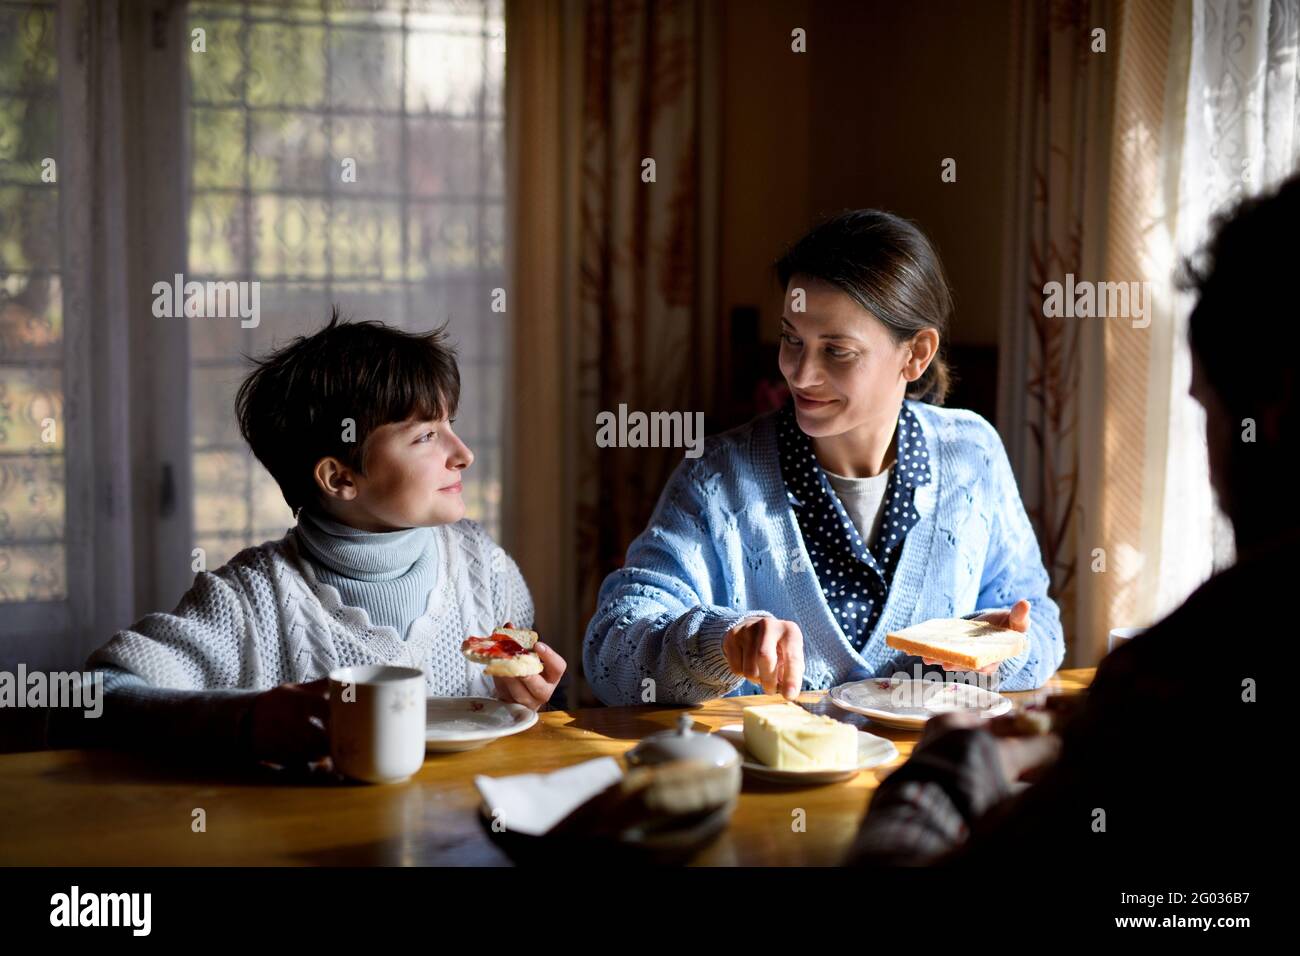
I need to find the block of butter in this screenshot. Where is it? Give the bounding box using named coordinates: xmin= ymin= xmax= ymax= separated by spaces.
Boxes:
xmin=742 ymin=703 xmax=858 ymax=770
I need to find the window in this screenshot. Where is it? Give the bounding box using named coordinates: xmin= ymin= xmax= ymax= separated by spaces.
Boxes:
xmin=0 ymin=0 xmax=63 ymax=604
xmin=185 ymin=0 xmax=506 ymax=569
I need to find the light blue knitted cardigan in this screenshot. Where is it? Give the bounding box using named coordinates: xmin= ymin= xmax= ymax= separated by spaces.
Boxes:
xmin=583 ymin=401 xmax=1065 ymax=705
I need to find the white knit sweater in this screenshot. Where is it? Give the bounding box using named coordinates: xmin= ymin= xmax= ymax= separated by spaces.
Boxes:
xmin=77 ymin=519 xmax=534 ymax=759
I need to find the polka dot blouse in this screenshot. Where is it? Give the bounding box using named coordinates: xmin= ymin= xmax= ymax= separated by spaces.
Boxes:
xmin=776 ymin=400 xmax=932 ymax=652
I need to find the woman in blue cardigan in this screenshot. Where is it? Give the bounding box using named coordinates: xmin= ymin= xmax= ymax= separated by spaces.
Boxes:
xmin=583 ymin=210 xmax=1064 ymax=705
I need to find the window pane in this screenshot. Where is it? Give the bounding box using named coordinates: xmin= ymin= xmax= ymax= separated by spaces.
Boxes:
xmin=247 ymin=22 xmax=326 ymax=109
xmin=332 ymin=197 xmax=404 ymax=280
xmin=248 ymin=109 xmax=328 ymax=192
xmin=332 ymin=114 xmax=402 ymax=196
xmin=0 ymin=542 xmax=63 ymax=603
xmin=406 ymin=116 xmax=483 ymax=197
xmin=186 ymin=0 xmax=506 ymax=559
xmin=188 ymin=192 xmax=250 ymax=277
xmin=191 ymin=107 xmax=247 ymax=190
xmin=249 ymin=193 xmax=331 ymax=279
xmin=405 ymin=31 xmax=489 ymax=116
xmin=193 ymin=447 xmax=253 ymax=537
xmin=0 ymin=0 xmax=65 ymax=604
xmin=0 ymin=3 xmax=56 ymax=91
xmin=329 ymin=26 xmax=403 ymax=112
xmin=0 ymin=185 xmax=59 ymax=271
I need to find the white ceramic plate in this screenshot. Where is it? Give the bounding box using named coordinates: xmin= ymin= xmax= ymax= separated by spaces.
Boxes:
xmin=828 ymin=677 xmax=1012 ymax=730
xmin=425 ymin=696 xmax=538 ymax=752
xmin=714 ymin=723 xmax=898 ymax=785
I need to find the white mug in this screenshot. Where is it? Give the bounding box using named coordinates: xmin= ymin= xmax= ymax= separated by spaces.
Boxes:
xmin=1107 ymin=626 xmax=1147 ymax=654
xmin=328 ymin=665 xmax=426 ymax=784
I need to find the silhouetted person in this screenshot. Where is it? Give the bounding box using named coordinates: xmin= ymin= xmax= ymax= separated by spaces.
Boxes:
xmin=851 ymin=174 xmax=1293 ymax=884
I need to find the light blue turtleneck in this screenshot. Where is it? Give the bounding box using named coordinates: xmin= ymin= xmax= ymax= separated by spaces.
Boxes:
xmin=294 ymin=508 xmax=440 ymax=639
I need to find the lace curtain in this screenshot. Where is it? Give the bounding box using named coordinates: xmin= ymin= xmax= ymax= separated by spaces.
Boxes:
xmin=503 ymin=0 xmax=721 ymax=699
xmin=1002 ymin=0 xmax=1300 ymax=665
xmin=0 ymin=0 xmax=134 ymax=670
xmin=1151 ymin=0 xmax=1300 ymax=619
xmin=0 ymin=0 xmax=507 ymax=670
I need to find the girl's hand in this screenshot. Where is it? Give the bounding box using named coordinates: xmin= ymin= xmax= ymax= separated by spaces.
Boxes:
xmin=248 ymin=678 xmax=331 ymax=766
xmin=493 ymin=641 xmax=567 ymax=711
xmin=921 ymin=599 xmax=1031 ymax=674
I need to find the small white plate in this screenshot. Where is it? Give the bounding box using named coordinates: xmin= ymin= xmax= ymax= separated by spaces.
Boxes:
xmin=714 ymin=723 xmax=898 ymax=784
xmin=425 ymin=697 xmax=538 ymax=752
xmin=829 ymin=677 xmax=1012 ymax=730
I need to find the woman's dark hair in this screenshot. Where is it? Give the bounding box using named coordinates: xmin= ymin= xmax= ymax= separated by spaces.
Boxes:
xmin=235 ymin=307 xmax=461 ymax=515
xmin=774 ymin=209 xmax=954 ymax=404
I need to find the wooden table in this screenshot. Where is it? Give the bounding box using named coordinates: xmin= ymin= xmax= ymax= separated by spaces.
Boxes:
xmin=0 ymin=669 xmax=1093 ymax=866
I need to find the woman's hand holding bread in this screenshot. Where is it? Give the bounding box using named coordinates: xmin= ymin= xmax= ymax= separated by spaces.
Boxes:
xmin=921 ymin=598 xmax=1032 ymax=674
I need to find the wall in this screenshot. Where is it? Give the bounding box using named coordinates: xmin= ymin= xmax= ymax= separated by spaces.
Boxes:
xmin=718 ymin=0 xmax=1017 ymax=352
xmin=718 ymin=0 xmax=811 ymax=352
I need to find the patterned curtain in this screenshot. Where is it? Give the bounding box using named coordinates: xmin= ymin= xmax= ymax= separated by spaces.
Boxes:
xmin=505 ymin=0 xmax=718 ymax=702
xmin=1151 ymin=0 xmax=1300 ymax=618
xmin=572 ymin=0 xmax=714 ymax=632
xmin=999 ymin=0 xmax=1119 ymax=665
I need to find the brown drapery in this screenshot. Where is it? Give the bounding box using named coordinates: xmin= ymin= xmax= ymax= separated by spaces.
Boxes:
xmin=999 ymin=0 xmax=1120 ymax=666
xmin=505 ymin=0 xmax=719 ymax=702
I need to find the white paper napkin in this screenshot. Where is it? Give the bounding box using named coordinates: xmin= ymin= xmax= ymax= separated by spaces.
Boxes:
xmin=474 ymin=757 xmax=624 ymax=837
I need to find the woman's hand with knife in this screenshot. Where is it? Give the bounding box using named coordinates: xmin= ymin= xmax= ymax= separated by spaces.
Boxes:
xmin=723 ymin=616 xmax=805 ymax=699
